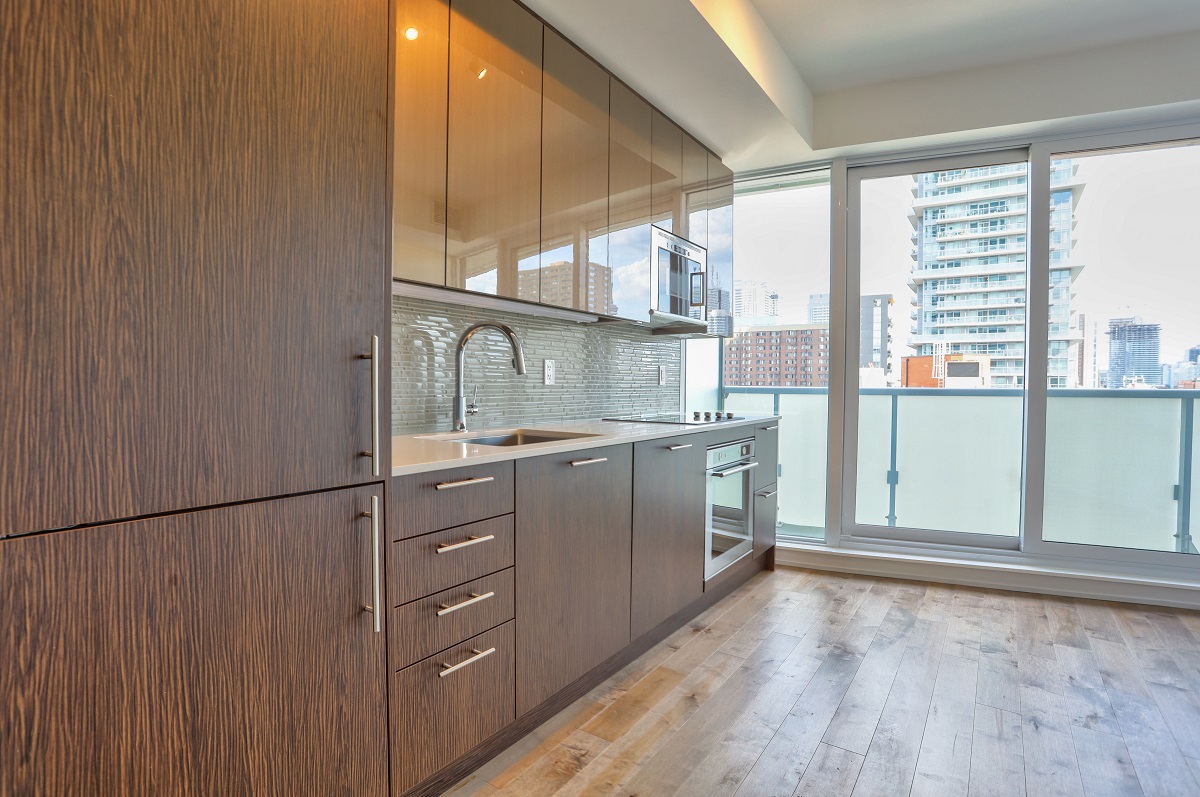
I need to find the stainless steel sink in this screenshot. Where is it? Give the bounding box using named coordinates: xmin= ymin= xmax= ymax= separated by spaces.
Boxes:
xmin=444 ymin=429 xmax=600 ymax=447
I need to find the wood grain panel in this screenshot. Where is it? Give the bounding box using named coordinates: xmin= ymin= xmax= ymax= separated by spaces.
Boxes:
xmin=391 ymin=622 xmax=516 ymax=795
xmin=0 ymin=487 xmax=388 ymax=796
xmin=682 ymin=133 xmax=709 ymax=249
xmin=539 ymin=28 xmax=610 ymax=313
xmin=394 ymin=0 xmax=450 ymax=284
xmin=754 ymin=482 xmax=778 ymax=559
xmin=389 ymin=460 xmax=514 ymax=539
xmin=390 ymin=514 xmax=515 ymax=604
xmin=650 ymin=110 xmax=683 ymax=232
xmin=607 ymin=80 xmax=654 ymax=323
xmin=516 ymin=444 xmax=634 ymax=715
xmin=0 ymin=0 xmax=389 ymax=538
xmin=390 ymin=568 xmax=515 ymax=671
xmin=445 ymin=0 xmax=543 ymax=301
xmin=631 ymin=434 xmax=705 ymax=639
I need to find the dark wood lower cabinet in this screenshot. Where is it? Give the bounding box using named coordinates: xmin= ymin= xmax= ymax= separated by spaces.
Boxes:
xmin=754 ymin=482 xmax=779 ymax=558
xmin=631 ymin=434 xmax=706 ymax=639
xmin=0 ymin=487 xmax=388 ymax=797
xmin=515 ymin=444 xmax=634 ymax=715
xmin=391 ymin=622 xmax=516 ymax=795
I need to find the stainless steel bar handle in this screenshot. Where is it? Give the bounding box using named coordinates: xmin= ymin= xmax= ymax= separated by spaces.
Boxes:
xmin=713 ymin=461 xmax=759 ymax=478
xmin=436 ymin=591 xmax=495 ymax=617
xmin=570 ymin=457 xmax=609 ymax=467
xmin=362 ymin=496 xmax=382 ymax=633
xmin=360 ymin=335 xmax=381 ymax=477
xmin=756 ymin=488 xmax=779 ymax=498
xmin=435 ymin=534 xmax=495 ymax=554
xmin=438 ymin=647 xmax=496 ymax=678
xmin=435 ymin=476 xmax=496 ymax=491
xmin=666 ymin=444 xmax=693 ymax=451
xmin=760 ymin=425 xmax=779 ymax=431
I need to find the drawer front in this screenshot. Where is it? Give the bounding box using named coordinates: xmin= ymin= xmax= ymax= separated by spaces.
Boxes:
xmin=390 ymin=460 xmax=514 ymax=540
xmin=390 ymin=622 xmax=515 ymax=794
xmin=390 ymin=515 xmax=514 ymax=605
xmin=754 ymin=482 xmax=778 ymax=558
xmin=753 ymin=423 xmax=779 ymax=490
xmin=390 ymin=568 xmax=515 ymax=672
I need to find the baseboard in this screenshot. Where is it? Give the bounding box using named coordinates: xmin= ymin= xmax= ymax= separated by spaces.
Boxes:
xmin=776 ymin=545 xmax=1200 ymax=610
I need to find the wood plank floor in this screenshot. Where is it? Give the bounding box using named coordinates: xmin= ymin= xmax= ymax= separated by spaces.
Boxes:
xmin=444 ymin=568 xmax=1200 ymax=797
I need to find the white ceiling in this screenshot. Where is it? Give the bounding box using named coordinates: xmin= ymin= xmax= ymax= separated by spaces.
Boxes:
xmin=754 ymin=0 xmax=1200 ymax=93
xmin=523 ymin=0 xmax=1200 ymax=173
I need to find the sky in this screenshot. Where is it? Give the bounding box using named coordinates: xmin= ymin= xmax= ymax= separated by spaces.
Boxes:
xmin=734 ymin=144 xmax=1200 ymax=368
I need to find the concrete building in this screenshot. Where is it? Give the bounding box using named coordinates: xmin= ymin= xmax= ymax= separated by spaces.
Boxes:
xmin=1107 ymin=317 xmax=1162 ymax=388
xmin=722 ymin=324 xmax=830 ymax=388
xmin=807 ymin=293 xmax=830 ymax=325
xmin=733 ymin=280 xmax=779 ymax=321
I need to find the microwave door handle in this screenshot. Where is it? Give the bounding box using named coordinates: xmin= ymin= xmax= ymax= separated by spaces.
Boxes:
xmin=690 ymin=271 xmax=706 ymax=308
xmin=712 ymin=461 xmax=759 ymax=478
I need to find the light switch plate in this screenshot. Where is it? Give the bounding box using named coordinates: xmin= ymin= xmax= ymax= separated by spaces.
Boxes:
xmin=658 ymin=365 xmax=666 ymax=386
xmin=544 ymin=359 xmax=556 ymax=385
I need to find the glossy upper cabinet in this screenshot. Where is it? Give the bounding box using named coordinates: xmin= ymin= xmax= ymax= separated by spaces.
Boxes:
xmin=682 ymin=134 xmax=709 ymax=249
xmin=650 ymin=110 xmax=683 ymax=233
xmin=707 ymin=153 xmax=735 ymax=337
xmin=540 ymin=30 xmax=610 ymax=313
xmin=608 ymin=81 xmax=655 ymax=321
xmin=394 ymin=0 xmax=449 ymax=284
xmin=445 ymin=0 xmax=543 ymax=301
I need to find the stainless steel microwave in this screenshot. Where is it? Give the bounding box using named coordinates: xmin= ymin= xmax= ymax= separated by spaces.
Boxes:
xmin=647 ymin=225 xmax=707 ymax=333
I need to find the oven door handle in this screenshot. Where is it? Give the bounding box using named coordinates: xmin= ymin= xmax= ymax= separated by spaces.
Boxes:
xmin=711 ymin=461 xmax=759 ymax=478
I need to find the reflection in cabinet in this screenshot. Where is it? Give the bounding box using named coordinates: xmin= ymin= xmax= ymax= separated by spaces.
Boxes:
xmin=516 ymin=445 xmax=633 ymax=715
xmin=540 ymin=29 xmax=610 ymax=313
xmin=682 ymin=134 xmax=709 ymax=249
xmin=1 ymin=0 xmax=389 ymax=537
xmin=394 ymin=0 xmax=449 ymax=284
xmin=445 ymin=0 xmax=543 ymax=302
xmin=608 ymin=81 xmax=656 ymax=321
xmin=0 ymin=488 xmax=387 ymax=796
xmin=651 ymin=110 xmax=683 ymax=232
xmin=706 ymin=153 xmax=736 ymax=337
xmin=631 ymin=435 xmax=706 ymax=639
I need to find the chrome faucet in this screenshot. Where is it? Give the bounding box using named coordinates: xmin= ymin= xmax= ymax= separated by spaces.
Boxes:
xmin=453 ymin=321 xmax=527 ymax=431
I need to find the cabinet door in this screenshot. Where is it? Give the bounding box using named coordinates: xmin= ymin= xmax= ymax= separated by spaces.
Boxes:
xmin=445 ymin=0 xmax=543 ymax=302
xmin=394 ymin=0 xmax=450 ymax=284
xmin=707 ymin=153 xmax=736 ymax=337
xmin=0 ymin=0 xmax=389 ymax=538
xmin=650 ymin=111 xmax=683 ymax=232
xmin=608 ymin=81 xmax=655 ymax=322
xmin=631 ymin=435 xmax=706 ymax=639
xmin=754 ymin=422 xmax=780 ymax=490
xmin=0 ymin=487 xmax=388 ymax=796
xmin=682 ymin=135 xmax=709 ymax=249
xmin=540 ymin=30 xmax=610 ymax=313
xmin=754 ymin=483 xmax=779 ymax=558
xmin=516 ymin=444 xmax=633 ymax=715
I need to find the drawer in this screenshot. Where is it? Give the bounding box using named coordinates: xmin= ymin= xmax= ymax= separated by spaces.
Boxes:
xmin=389 ymin=515 xmax=514 ymax=605
xmin=390 ymin=622 xmax=515 ymax=794
xmin=390 ymin=568 xmax=515 ymax=672
xmin=390 ymin=460 xmax=514 ymax=540
xmin=753 ymin=423 xmax=779 ymax=490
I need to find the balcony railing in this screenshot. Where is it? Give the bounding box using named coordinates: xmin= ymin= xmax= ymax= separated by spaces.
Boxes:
xmin=722 ymin=386 xmax=1198 ymax=554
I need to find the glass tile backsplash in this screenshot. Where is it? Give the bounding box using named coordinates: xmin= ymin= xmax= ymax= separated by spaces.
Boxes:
xmin=392 ymin=295 xmax=682 ymax=434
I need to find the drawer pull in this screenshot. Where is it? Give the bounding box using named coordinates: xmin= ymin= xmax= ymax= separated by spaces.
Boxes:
xmin=435 ymin=534 xmax=496 ymax=554
xmin=570 ymin=457 xmax=608 ymax=467
xmin=760 ymin=425 xmax=779 ymax=431
xmin=756 ymin=489 xmax=778 ymax=498
xmin=438 ymin=647 xmax=496 ymax=678
xmin=435 ymin=475 xmax=496 ymax=491
xmin=666 ymin=444 xmax=693 ymax=451
xmin=436 ymin=591 xmax=495 ymax=617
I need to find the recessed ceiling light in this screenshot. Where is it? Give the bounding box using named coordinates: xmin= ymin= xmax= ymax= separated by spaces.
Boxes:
xmin=404 ymin=27 xmax=418 ymax=40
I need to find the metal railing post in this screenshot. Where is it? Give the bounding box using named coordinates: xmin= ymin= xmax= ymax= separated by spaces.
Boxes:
xmin=887 ymin=392 xmax=899 ymax=527
xmin=1178 ymin=397 xmax=1195 ymax=554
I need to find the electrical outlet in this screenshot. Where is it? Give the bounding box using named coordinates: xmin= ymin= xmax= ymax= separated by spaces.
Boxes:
xmin=544 ymin=359 xmax=556 ymax=385
xmin=658 ymin=365 xmax=666 ymax=386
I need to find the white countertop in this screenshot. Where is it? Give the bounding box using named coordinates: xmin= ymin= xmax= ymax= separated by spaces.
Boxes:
xmin=391 ymin=416 xmax=780 ymax=476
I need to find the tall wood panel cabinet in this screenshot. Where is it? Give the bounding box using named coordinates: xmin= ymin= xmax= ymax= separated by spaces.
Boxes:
xmin=650 ymin=110 xmax=684 ymax=233
xmin=706 ymin=153 xmax=736 ymax=336
xmin=608 ymin=81 xmax=655 ymax=321
xmin=682 ymin=134 xmax=709 ymax=248
xmin=445 ymin=0 xmax=544 ymax=302
xmin=540 ymin=30 xmax=611 ymax=314
xmin=0 ymin=487 xmax=388 ymax=796
xmin=0 ymin=0 xmax=390 ymax=538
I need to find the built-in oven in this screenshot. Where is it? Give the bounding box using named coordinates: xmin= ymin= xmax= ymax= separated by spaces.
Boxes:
xmin=705 ymin=438 xmax=756 ymax=582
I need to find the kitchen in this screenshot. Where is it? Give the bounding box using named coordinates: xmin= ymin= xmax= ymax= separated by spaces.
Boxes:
xmin=5 ymin=0 xmax=1200 ymax=796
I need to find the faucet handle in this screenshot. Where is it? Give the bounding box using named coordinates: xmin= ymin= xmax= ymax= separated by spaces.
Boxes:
xmin=466 ymin=384 xmax=480 ymax=416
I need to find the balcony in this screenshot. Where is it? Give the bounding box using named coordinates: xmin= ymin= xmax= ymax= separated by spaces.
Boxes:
xmin=723 ymin=386 xmax=1198 ymax=554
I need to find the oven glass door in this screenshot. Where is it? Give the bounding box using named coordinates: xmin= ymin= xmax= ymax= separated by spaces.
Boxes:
xmin=657 ymin=249 xmax=706 ymax=318
xmin=705 ymin=461 xmax=755 ymax=580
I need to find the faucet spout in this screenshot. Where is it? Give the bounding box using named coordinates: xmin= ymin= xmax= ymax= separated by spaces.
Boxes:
xmin=453 ymin=321 xmax=527 ymax=431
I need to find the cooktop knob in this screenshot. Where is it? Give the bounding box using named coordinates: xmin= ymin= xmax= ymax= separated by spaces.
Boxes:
xmin=726 ymin=412 xmax=734 ymax=419
xmin=693 ymin=411 xmax=701 ymax=420
xmin=704 ymin=412 xmax=712 ymax=420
